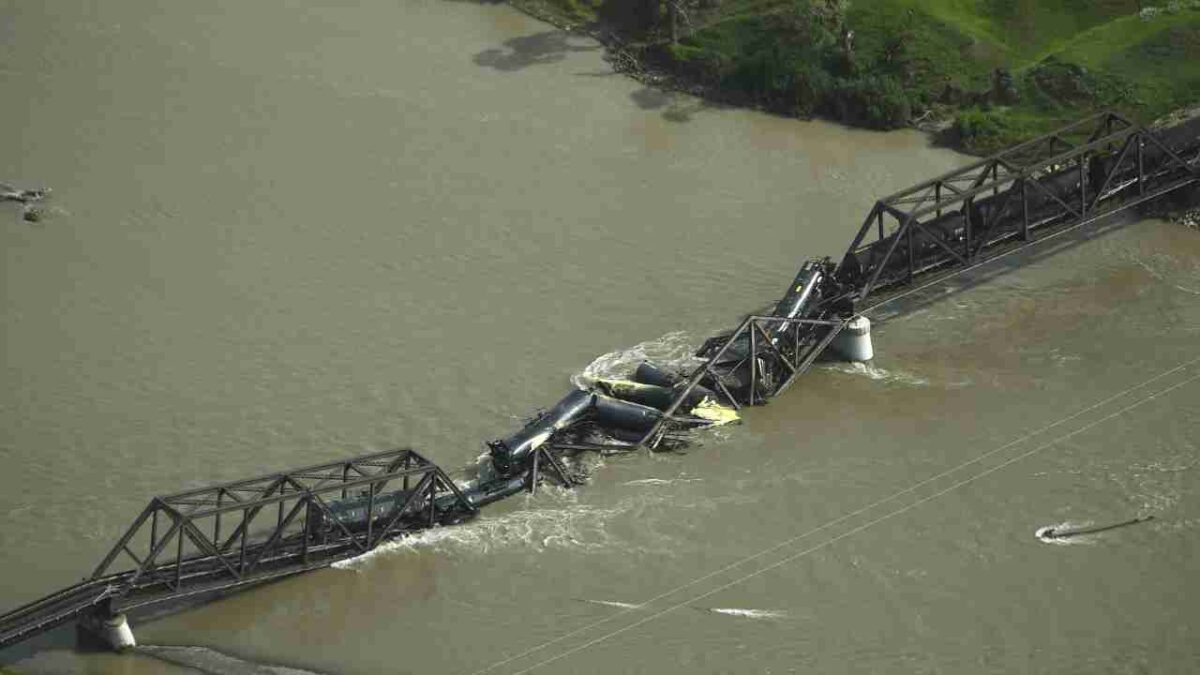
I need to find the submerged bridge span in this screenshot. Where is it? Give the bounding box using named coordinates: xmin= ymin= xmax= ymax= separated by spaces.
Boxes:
xmin=1 ymin=111 xmax=1197 ymax=653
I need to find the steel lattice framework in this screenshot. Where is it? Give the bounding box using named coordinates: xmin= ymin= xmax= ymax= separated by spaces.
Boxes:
xmin=0 ymin=449 xmax=474 ymax=648
xmin=636 ymin=111 xmax=1199 ymax=449
xmin=636 ymin=312 xmax=848 ymax=448
xmin=837 ymin=111 xmax=1199 ymax=301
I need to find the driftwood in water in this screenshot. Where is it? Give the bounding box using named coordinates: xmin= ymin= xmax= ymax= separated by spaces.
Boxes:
xmin=1038 ymin=516 xmax=1155 ymax=540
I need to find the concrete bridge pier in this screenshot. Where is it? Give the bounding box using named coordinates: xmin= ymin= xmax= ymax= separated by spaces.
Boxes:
xmin=77 ymin=601 xmax=136 ymax=652
xmin=831 ymin=315 xmax=873 ymax=362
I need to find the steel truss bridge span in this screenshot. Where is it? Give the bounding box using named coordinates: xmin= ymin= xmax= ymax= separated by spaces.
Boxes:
xmin=838 ymin=111 xmax=1200 ymax=303
xmin=635 ymin=111 xmax=1199 ymax=448
xmin=0 ymin=449 xmax=475 ymax=650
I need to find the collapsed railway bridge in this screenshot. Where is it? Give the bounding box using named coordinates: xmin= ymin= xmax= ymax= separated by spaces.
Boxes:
xmin=1 ymin=111 xmax=1197 ymax=653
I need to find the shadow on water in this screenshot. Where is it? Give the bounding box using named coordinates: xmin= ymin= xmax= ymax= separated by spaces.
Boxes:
xmin=473 ymin=31 xmax=598 ymax=72
xmin=629 ymin=86 xmax=722 ymax=123
xmin=661 ymin=101 xmax=710 ymax=123
xmin=0 ymin=622 xmax=89 ymax=670
xmin=630 ymin=86 xmax=672 ymax=110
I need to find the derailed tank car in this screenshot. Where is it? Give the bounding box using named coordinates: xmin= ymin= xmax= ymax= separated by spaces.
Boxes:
xmin=306 ymin=487 xmax=472 ymax=542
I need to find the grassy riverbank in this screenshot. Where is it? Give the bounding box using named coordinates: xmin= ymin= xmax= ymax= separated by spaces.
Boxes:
xmin=516 ymin=0 xmax=1200 ymax=154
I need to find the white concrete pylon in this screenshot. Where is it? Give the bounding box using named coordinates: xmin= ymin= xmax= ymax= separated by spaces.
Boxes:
xmin=831 ymin=315 xmax=873 ymax=362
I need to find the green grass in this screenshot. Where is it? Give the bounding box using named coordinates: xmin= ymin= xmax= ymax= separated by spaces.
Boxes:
xmin=902 ymin=0 xmax=1139 ymax=59
xmin=524 ymin=0 xmax=1200 ymax=152
xmin=955 ymin=7 xmax=1200 ymax=151
xmin=1061 ymin=10 xmax=1200 ymax=111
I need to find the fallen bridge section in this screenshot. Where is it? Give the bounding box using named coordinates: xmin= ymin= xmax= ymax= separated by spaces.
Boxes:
xmin=636 ymin=258 xmax=853 ymax=449
xmin=0 ymin=449 xmax=476 ymax=650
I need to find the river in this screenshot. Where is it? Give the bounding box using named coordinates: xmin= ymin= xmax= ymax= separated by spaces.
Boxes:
xmin=1 ymin=0 xmax=1197 ymax=673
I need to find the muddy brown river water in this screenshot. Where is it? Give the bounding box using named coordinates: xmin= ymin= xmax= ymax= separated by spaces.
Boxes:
xmin=2 ymin=1 xmax=1198 ymax=673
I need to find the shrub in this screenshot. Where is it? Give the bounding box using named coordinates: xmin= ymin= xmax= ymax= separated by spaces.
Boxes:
xmin=667 ymin=43 xmax=730 ymax=83
xmin=794 ymin=61 xmax=835 ymax=115
xmin=829 ymin=75 xmax=912 ymax=128
xmin=953 ymin=107 xmax=1036 ymax=153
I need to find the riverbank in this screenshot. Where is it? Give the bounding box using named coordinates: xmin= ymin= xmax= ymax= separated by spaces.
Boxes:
xmin=509 ymin=0 xmax=1200 ymax=155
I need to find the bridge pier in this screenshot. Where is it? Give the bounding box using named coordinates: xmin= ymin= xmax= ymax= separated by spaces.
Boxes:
xmin=76 ymin=603 xmax=136 ymax=652
xmin=830 ymin=315 xmax=873 ymax=362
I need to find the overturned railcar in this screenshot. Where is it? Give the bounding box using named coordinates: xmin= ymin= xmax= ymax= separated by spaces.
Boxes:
xmin=478 ymin=365 xmax=741 ymax=492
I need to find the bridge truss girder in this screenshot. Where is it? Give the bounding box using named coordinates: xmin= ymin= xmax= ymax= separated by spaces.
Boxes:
xmin=838 ymin=111 xmax=1200 ymax=302
xmin=90 ymin=448 xmax=475 ymax=608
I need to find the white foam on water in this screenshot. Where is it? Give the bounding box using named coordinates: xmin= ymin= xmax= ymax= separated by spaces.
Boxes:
xmin=138 ymin=645 xmax=324 ymax=675
xmin=622 ymin=477 xmax=703 ymax=486
xmin=1035 ymin=521 xmax=1099 ymax=545
xmin=456 ymin=451 xmax=500 ymax=491
xmin=1129 ymin=457 xmax=1199 ymax=473
xmin=1047 ymin=347 xmax=1083 ymax=365
xmin=1156 ymin=517 xmax=1199 ymax=534
xmin=332 ymin=490 xmax=683 ymax=570
xmin=576 ymin=598 xmax=644 ymax=609
xmin=823 ymin=361 xmax=929 ymax=386
xmin=706 ymin=607 xmax=789 ymax=620
xmin=572 ymin=331 xmax=703 ymax=388
xmin=1111 ymin=452 xmax=1194 ymax=512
